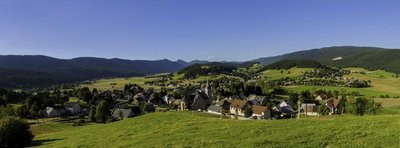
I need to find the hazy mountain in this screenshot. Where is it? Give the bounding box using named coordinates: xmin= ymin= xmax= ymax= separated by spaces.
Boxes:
xmin=0 ymin=55 xmax=187 ymax=88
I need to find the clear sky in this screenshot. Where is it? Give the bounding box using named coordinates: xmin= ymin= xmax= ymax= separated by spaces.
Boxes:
xmin=1 ymin=0 xmax=400 ymax=61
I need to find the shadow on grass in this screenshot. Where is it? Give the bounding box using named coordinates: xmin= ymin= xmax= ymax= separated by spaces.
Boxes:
xmin=29 ymin=138 xmax=65 ymax=147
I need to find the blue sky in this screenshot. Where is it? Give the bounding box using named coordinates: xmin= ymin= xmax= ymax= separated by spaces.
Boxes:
xmin=1 ymin=0 xmax=400 ymax=61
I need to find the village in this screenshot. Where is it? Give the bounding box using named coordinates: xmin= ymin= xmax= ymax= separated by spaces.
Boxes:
xmin=39 ymin=80 xmax=345 ymax=123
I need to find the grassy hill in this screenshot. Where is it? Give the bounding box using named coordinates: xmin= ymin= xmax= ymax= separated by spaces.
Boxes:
xmin=261 ymin=67 xmax=313 ymax=80
xmin=283 ymin=68 xmax=400 ymax=98
xmin=32 ymin=111 xmax=400 ymax=147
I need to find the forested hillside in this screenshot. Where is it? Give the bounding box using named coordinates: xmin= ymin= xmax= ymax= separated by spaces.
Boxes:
xmin=253 ymin=46 xmax=400 ymax=74
xmin=0 ymin=55 xmax=187 ymax=88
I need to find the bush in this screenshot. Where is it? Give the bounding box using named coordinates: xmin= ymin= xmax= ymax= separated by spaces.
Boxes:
xmin=346 ymin=97 xmax=381 ymax=116
xmin=318 ymin=105 xmax=331 ymax=116
xmin=95 ymin=101 xmax=110 ymax=123
xmin=0 ymin=116 xmax=34 ymax=148
xmin=243 ymin=107 xmax=253 ymax=118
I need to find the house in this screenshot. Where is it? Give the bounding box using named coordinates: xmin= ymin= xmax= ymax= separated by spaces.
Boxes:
xmin=64 ymin=102 xmax=81 ymax=115
xmin=277 ymin=100 xmax=295 ymax=117
xmin=229 ymin=100 xmax=249 ymax=116
xmin=132 ymin=93 xmax=146 ymax=105
xmin=301 ymin=103 xmax=318 ymax=116
xmin=325 ymin=98 xmax=341 ymax=114
xmin=218 ymin=99 xmax=231 ymax=112
xmin=207 ymin=105 xmax=222 ymax=115
xmin=247 ymin=95 xmax=269 ymax=105
xmin=181 ymin=90 xmax=211 ymax=111
xmin=247 ymin=94 xmax=260 ymax=105
xmin=315 ymin=94 xmax=328 ymax=101
xmin=251 ymin=105 xmax=271 ymax=120
xmin=191 ymin=92 xmax=210 ymax=111
xmin=45 ymin=107 xmax=60 ymax=117
xmin=163 ymin=95 xmax=176 ymax=105
xmin=111 ymin=108 xmax=135 ymax=119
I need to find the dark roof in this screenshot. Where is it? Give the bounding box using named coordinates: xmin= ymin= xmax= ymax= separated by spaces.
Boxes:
xmin=112 ymin=108 xmax=135 ymax=118
xmin=207 ymin=105 xmax=221 ymax=112
xmin=64 ymin=102 xmax=80 ymax=108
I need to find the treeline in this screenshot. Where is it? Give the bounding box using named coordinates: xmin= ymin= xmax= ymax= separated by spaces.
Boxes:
xmin=0 ymin=68 xmax=135 ymax=88
xmin=179 ymin=62 xmax=237 ymax=79
xmin=266 ymin=59 xmax=322 ymax=69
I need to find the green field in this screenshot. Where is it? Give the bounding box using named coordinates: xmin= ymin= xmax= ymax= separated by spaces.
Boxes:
xmin=83 ymin=67 xmax=400 ymax=100
xmin=261 ymin=67 xmax=313 ymax=80
xmin=275 ymin=68 xmax=400 ymax=98
xmin=80 ymin=77 xmax=159 ymax=91
xmin=32 ymin=111 xmax=400 ymax=147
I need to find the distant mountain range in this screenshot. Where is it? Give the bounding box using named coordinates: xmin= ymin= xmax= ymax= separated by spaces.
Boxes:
xmin=0 ymin=55 xmax=188 ymax=88
xmin=2 ymin=46 xmax=400 ymax=88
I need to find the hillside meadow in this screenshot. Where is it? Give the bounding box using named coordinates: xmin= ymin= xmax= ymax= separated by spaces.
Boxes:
xmin=274 ymin=67 xmax=400 ymax=98
xmin=32 ymin=111 xmax=400 ymax=148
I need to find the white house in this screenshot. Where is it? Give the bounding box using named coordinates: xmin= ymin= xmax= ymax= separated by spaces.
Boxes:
xmin=65 ymin=102 xmax=81 ymax=115
xmin=229 ymin=100 xmax=248 ymax=116
xmin=301 ymin=103 xmax=319 ymax=116
xmin=251 ymin=105 xmax=271 ymax=120
xmin=163 ymin=95 xmax=176 ymax=105
xmin=45 ymin=107 xmax=60 ymax=117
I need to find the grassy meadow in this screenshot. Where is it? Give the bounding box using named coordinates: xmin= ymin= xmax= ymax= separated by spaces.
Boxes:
xmin=259 ymin=67 xmax=400 ymax=98
xmin=261 ymin=67 xmax=313 ymax=80
xmin=32 ymin=111 xmax=400 ymax=147
xmin=80 ymin=77 xmax=159 ymax=91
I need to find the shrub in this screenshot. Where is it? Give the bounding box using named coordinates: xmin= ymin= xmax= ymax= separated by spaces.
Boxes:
xmin=0 ymin=116 xmax=34 ymax=148
xmin=95 ymin=101 xmax=110 ymax=123
xmin=346 ymin=97 xmax=381 ymax=116
xmin=89 ymin=106 xmax=96 ymax=122
xmin=317 ymin=105 xmax=331 ymax=116
xmin=243 ymin=107 xmax=253 ymax=118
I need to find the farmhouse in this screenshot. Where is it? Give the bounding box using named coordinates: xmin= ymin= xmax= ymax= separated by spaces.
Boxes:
xmin=247 ymin=95 xmax=269 ymax=105
xmin=163 ymin=94 xmax=176 ymax=105
xmin=65 ymin=102 xmax=81 ymax=115
xmin=301 ymin=103 xmax=319 ymax=116
xmin=132 ymin=93 xmax=146 ymax=105
xmin=315 ymin=94 xmax=328 ymax=101
xmin=251 ymin=105 xmax=271 ymax=120
xmin=44 ymin=107 xmax=60 ymax=117
xmin=229 ymin=100 xmax=249 ymax=116
xmin=181 ymin=90 xmax=211 ymax=111
xmin=325 ymin=98 xmax=341 ymax=114
xmin=277 ymin=100 xmax=295 ymax=117
xmin=218 ymin=99 xmax=231 ymax=112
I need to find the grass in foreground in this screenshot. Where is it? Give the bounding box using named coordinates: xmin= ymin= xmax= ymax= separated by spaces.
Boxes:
xmin=33 ymin=111 xmax=400 ymax=147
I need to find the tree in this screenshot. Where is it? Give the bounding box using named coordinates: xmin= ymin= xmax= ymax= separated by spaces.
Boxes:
xmin=142 ymin=103 xmax=155 ymax=113
xmin=0 ymin=96 xmax=6 ymax=107
xmin=79 ymin=87 xmax=93 ymax=103
xmin=318 ymin=104 xmax=330 ymax=116
xmin=0 ymin=116 xmax=34 ymax=148
xmin=243 ymin=107 xmax=253 ymax=118
xmin=89 ymin=106 xmax=96 ymax=122
xmin=95 ymin=101 xmax=110 ymax=123
xmin=346 ymin=97 xmax=381 ymax=116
